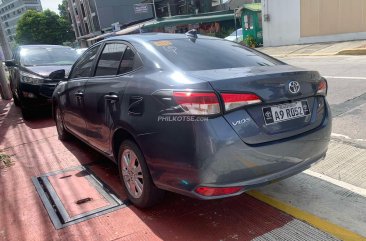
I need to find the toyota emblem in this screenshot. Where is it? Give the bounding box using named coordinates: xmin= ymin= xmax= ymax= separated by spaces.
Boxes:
xmin=288 ymin=81 xmax=300 ymax=94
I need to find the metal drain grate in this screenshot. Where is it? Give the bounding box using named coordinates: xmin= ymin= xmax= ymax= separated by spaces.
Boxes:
xmin=32 ymin=165 xmax=128 ymax=229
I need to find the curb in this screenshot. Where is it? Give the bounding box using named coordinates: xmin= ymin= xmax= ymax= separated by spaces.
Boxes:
xmin=337 ymin=48 xmax=366 ymax=55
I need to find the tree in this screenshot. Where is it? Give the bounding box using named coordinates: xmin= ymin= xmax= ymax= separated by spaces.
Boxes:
xmin=58 ymin=0 xmax=70 ymax=23
xmin=16 ymin=10 xmax=75 ymax=45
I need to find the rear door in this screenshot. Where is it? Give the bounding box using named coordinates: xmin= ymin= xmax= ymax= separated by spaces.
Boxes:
xmin=62 ymin=45 xmax=101 ymax=140
xmin=83 ymin=41 xmax=142 ymax=154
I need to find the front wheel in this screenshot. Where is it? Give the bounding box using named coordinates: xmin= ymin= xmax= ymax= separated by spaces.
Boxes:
xmin=118 ymin=140 xmax=164 ymax=208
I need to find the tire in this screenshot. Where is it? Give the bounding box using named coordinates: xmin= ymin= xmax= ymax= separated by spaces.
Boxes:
xmin=55 ymin=105 xmax=70 ymax=141
xmin=13 ymin=94 xmax=20 ymax=107
xmin=21 ymin=107 xmax=31 ymax=120
xmin=118 ymin=140 xmax=164 ymax=208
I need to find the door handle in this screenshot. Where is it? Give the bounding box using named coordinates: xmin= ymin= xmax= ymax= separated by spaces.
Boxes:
xmin=74 ymin=92 xmax=84 ymax=98
xmin=104 ymin=94 xmax=119 ymax=102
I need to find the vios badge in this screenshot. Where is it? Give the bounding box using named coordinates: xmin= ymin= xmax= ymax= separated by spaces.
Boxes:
xmin=288 ymin=81 xmax=300 ymax=94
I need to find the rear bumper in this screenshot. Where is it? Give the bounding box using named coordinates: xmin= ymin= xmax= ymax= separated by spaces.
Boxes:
xmin=139 ymin=101 xmax=332 ymax=200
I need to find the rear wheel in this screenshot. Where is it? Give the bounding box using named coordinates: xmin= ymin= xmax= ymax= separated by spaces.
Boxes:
xmin=55 ymin=106 xmax=70 ymax=141
xmin=118 ymin=140 xmax=164 ymax=208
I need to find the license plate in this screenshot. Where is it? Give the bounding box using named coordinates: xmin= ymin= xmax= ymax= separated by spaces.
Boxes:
xmin=262 ymin=100 xmax=310 ymax=125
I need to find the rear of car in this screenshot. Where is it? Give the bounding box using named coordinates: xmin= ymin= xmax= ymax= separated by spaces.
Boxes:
xmin=138 ymin=36 xmax=331 ymax=199
xmin=7 ymin=45 xmax=80 ymax=118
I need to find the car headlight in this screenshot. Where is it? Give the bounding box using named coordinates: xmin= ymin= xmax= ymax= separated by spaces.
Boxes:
xmin=20 ymin=72 xmax=44 ymax=84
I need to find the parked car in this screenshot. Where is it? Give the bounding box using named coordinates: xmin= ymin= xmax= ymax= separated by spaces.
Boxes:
xmin=6 ymin=45 xmax=80 ymax=119
xmin=225 ymin=28 xmax=243 ymax=42
xmin=76 ymin=48 xmax=88 ymax=55
xmin=52 ymin=33 xmax=331 ymax=208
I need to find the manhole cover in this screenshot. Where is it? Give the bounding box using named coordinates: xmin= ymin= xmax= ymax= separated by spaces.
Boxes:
xmin=32 ymin=165 xmax=128 ymax=229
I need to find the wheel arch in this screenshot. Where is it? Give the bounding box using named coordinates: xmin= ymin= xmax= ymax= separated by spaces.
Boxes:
xmin=111 ymin=126 xmax=142 ymax=163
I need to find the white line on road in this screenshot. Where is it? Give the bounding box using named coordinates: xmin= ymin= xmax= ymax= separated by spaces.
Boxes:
xmin=303 ymin=170 xmax=366 ymax=198
xmin=324 ymin=76 xmax=366 ymax=80
xmin=331 ymin=132 xmax=366 ymax=142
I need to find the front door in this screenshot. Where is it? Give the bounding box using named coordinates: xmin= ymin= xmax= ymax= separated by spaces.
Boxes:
xmin=62 ymin=45 xmax=100 ymax=140
xmin=83 ymin=42 xmax=139 ymax=154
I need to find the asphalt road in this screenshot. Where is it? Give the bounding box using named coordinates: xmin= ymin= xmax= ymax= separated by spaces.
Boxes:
xmin=280 ymin=55 xmax=366 ymax=142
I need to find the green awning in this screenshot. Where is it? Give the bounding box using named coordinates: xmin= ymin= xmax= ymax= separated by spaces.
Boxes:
xmin=143 ymin=12 xmax=235 ymax=29
xmin=243 ymin=3 xmax=262 ymax=12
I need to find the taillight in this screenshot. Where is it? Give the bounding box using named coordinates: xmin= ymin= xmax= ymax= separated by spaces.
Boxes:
xmin=173 ymin=91 xmax=220 ymax=115
xmin=317 ymin=78 xmax=328 ymax=96
xmin=221 ymin=93 xmax=262 ymax=111
xmin=195 ymin=186 xmax=242 ymax=196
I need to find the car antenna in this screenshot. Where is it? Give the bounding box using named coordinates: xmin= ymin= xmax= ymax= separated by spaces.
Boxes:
xmin=185 ymin=29 xmax=198 ymax=42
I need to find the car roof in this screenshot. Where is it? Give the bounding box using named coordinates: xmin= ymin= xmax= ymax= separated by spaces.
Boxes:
xmin=18 ymin=45 xmax=73 ymax=49
xmin=101 ymin=33 xmax=218 ymax=44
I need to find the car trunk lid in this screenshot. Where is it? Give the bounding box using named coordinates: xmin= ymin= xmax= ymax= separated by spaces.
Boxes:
xmin=187 ymin=65 xmax=326 ymax=145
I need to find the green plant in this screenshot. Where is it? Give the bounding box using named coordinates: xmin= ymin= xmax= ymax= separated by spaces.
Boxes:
xmin=244 ymin=35 xmax=257 ymax=48
xmin=0 ymin=152 xmax=14 ymax=169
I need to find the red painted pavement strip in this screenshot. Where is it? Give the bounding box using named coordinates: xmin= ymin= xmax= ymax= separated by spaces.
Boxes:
xmin=0 ymin=99 xmax=303 ymax=241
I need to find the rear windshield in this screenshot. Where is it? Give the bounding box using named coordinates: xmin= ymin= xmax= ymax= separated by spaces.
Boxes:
xmin=151 ymin=38 xmax=281 ymax=71
xmin=20 ymin=47 xmax=80 ymax=66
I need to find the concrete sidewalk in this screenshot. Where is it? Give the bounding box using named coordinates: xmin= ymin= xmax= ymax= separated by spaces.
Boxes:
xmin=258 ymin=40 xmax=366 ymax=57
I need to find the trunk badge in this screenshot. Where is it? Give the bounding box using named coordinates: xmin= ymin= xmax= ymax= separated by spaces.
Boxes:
xmin=289 ymin=81 xmax=301 ymax=94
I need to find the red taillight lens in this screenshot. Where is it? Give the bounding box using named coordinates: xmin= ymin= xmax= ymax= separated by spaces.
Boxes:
xmin=317 ymin=78 xmax=327 ymax=96
xmin=195 ymin=186 xmax=242 ymax=196
xmin=221 ymin=93 xmax=262 ymax=111
xmin=173 ymin=91 xmax=220 ymax=115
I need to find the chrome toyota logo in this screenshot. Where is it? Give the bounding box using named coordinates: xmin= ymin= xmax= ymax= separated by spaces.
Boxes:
xmin=288 ymin=81 xmax=300 ymax=94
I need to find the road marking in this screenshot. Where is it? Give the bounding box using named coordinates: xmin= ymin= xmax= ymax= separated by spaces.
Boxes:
xmin=324 ymin=76 xmax=366 ymax=80
xmin=331 ymin=132 xmax=366 ymax=142
xmin=303 ymin=170 xmax=366 ymax=198
xmin=248 ymin=190 xmax=366 ymax=241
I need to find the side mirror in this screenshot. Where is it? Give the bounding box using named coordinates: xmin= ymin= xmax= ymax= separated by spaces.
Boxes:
xmin=49 ymin=69 xmax=66 ymax=80
xmin=5 ymin=60 xmax=16 ymax=67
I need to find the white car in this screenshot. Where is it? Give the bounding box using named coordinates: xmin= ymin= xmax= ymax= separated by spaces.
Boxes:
xmin=225 ymin=29 xmax=243 ymax=43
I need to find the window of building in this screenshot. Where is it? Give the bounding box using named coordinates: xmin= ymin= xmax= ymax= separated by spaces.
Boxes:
xmin=84 ymin=22 xmax=89 ymax=34
xmin=81 ymin=3 xmax=86 ymax=17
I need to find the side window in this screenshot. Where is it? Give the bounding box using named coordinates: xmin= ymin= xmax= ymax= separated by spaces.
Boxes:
xmin=95 ymin=43 xmax=126 ymax=77
xmin=70 ymin=46 xmax=99 ymax=79
xmin=118 ymin=47 xmax=141 ymax=74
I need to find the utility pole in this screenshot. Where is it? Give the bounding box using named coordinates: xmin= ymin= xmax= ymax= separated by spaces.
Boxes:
xmin=167 ymin=2 xmax=171 ymax=17
xmin=152 ymin=0 xmax=157 ymax=19
xmin=0 ymin=23 xmax=11 ymax=100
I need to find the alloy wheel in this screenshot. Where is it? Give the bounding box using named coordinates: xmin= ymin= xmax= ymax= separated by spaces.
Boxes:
xmin=121 ymin=148 xmax=144 ymax=198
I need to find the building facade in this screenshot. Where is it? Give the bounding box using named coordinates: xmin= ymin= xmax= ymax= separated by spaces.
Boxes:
xmin=68 ymin=0 xmax=154 ymax=47
xmin=262 ymin=0 xmax=366 ymax=46
xmin=0 ymin=0 xmax=42 ymax=45
xmin=153 ymin=0 xmax=212 ymax=17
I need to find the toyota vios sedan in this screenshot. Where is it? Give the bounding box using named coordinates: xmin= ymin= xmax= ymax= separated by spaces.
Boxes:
xmin=52 ymin=33 xmax=331 ymax=208
xmin=6 ymin=45 xmax=80 ymax=119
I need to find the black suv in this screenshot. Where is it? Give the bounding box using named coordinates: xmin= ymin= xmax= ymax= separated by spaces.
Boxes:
xmin=6 ymin=45 xmax=80 ymax=119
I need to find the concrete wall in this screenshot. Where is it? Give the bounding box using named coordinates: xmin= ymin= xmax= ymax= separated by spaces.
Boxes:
xmin=263 ymin=0 xmax=366 ymax=46
xmin=262 ymin=0 xmax=300 ymax=46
